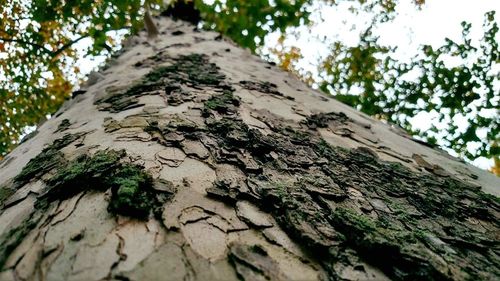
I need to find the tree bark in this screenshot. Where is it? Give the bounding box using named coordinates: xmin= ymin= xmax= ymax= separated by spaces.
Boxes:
xmin=0 ymin=15 xmax=498 ymax=281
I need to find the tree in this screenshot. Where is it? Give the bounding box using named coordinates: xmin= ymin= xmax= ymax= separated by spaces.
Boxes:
xmin=2 ymin=0 xmax=498 ymax=173
xmin=0 ymin=6 xmax=499 ymax=280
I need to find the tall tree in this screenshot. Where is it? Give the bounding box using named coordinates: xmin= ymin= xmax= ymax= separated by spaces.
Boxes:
xmin=0 ymin=9 xmax=499 ymax=281
xmin=3 ymin=0 xmax=498 ymax=172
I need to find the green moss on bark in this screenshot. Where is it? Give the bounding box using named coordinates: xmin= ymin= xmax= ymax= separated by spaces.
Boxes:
xmin=96 ymin=54 xmax=232 ymax=112
xmin=0 ymin=210 xmax=43 ymax=270
xmin=0 ymin=186 xmax=14 ymax=206
xmin=0 ymin=143 xmax=178 ymax=269
xmin=42 ymin=149 xmax=172 ymax=220
xmin=14 ymin=133 xmax=85 ymax=185
xmin=107 ymin=164 xmax=156 ymax=219
xmin=203 ymin=90 xmax=240 ymax=115
xmin=43 ymin=150 xmax=125 ymax=201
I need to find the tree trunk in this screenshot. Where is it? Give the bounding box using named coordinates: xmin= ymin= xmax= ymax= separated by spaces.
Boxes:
xmin=0 ymin=15 xmax=498 ymax=281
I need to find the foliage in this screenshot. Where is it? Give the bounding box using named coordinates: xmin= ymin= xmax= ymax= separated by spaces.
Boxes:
xmin=194 ymin=0 xmax=311 ymax=51
xmin=315 ymin=11 xmax=499 ymax=164
xmin=0 ymin=0 xmax=153 ymax=155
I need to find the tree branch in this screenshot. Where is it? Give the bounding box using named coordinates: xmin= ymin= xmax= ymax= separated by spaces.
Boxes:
xmin=51 ymin=26 xmax=134 ymax=58
xmin=0 ymin=37 xmax=53 ymax=54
xmin=2 ymin=25 xmax=134 ymax=59
xmin=51 ymin=35 xmax=89 ymax=58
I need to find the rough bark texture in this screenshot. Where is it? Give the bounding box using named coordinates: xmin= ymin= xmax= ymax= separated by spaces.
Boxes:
xmin=0 ymin=15 xmax=499 ymax=281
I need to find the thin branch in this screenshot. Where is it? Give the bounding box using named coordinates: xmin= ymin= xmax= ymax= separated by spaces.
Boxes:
xmin=51 ymin=35 xmax=89 ymax=58
xmin=2 ymin=25 xmax=134 ymax=59
xmin=0 ymin=37 xmax=53 ymax=54
xmin=51 ymin=26 xmax=134 ymax=58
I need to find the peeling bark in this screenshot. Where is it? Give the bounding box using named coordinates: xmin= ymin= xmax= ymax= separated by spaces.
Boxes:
xmin=0 ymin=14 xmax=499 ymax=281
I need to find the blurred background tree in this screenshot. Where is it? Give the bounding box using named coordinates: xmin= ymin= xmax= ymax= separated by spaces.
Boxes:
xmin=0 ymin=0 xmax=498 ymax=174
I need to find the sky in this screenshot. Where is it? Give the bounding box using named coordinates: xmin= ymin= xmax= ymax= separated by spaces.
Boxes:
xmin=74 ymin=0 xmax=499 ymax=170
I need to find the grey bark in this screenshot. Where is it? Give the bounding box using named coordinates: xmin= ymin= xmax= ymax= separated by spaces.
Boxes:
xmin=0 ymin=15 xmax=499 ymax=281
